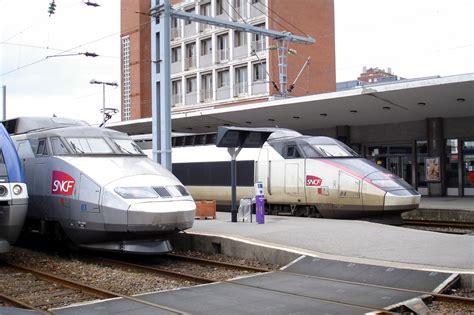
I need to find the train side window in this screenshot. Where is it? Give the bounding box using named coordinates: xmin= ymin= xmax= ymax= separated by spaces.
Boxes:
xmin=36 ymin=139 xmax=49 ymax=156
xmin=285 ymin=145 xmax=301 ymax=159
xmin=51 ymin=137 xmax=69 ymax=155
xmin=16 ymin=141 xmax=35 ymax=159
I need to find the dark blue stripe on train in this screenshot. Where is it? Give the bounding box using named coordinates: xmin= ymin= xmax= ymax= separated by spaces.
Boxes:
xmin=0 ymin=123 xmax=24 ymax=183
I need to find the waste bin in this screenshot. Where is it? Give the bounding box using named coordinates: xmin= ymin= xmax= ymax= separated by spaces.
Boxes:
xmin=238 ymin=198 xmax=252 ymax=222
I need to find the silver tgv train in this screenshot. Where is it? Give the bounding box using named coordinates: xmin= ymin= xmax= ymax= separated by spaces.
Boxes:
xmin=135 ymin=129 xmax=420 ymax=219
xmin=0 ymin=123 xmax=28 ymax=253
xmin=5 ymin=117 xmax=195 ymax=253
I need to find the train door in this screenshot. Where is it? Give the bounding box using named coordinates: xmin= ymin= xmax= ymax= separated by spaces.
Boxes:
xmin=75 ymin=174 xmax=105 ymax=230
xmin=272 ymin=144 xmax=306 ymax=204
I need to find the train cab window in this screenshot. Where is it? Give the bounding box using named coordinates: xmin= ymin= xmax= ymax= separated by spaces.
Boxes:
xmin=51 ymin=137 xmax=69 ymax=155
xmin=66 ymin=137 xmax=113 ymax=154
xmin=16 ymin=141 xmax=35 ymax=159
xmin=36 ymin=139 xmax=48 ymax=156
xmin=284 ymin=145 xmax=301 ymax=159
xmin=111 ymin=139 xmax=144 ymax=155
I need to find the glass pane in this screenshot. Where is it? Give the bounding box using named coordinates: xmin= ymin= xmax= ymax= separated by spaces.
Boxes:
xmin=445 ymin=139 xmax=459 ymax=187
xmin=112 ymin=139 xmax=144 ymax=155
xmin=51 ymin=137 xmax=69 ymax=155
xmin=66 ymin=138 xmax=113 ymax=154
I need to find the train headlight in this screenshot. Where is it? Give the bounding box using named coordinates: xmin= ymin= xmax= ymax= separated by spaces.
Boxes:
xmin=12 ymin=185 xmax=22 ymax=195
xmin=371 ymin=179 xmax=399 ymax=189
xmin=0 ymin=185 xmax=7 ymax=197
xmin=114 ymin=187 xmax=158 ymax=199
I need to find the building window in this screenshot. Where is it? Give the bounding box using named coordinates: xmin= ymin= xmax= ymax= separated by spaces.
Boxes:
xmin=171 ymin=17 xmax=180 ymax=39
xmin=445 ymin=139 xmax=459 ymax=187
xmin=171 ymin=46 xmax=181 ymax=63
xmin=253 ymin=62 xmax=266 ymax=81
xmin=201 ymin=73 xmax=213 ymax=102
xmin=201 ymin=38 xmax=212 ymax=56
xmin=185 ymin=7 xmax=195 ymax=25
xmin=185 ymin=42 xmax=196 ymax=69
xmin=217 ymin=69 xmax=229 ymax=88
xmin=216 ymin=0 xmax=224 ymax=15
xmin=121 ymin=35 xmax=131 ymax=121
xmin=186 ymin=76 xmax=197 ymax=94
xmin=200 ymin=2 xmax=211 ymax=16
xmin=235 ymin=66 xmax=248 ymax=95
xmin=234 ymin=31 xmax=247 ymax=47
xmin=252 ymin=23 xmax=266 ymax=52
xmin=172 ymin=80 xmax=182 ymax=106
xmin=217 ymin=33 xmax=229 ymax=61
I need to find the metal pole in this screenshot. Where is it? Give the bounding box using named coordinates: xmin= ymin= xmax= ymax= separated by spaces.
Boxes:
xmin=102 ymin=83 xmax=106 ymax=124
xmin=2 ymin=85 xmax=5 ymax=121
xmin=152 ymin=0 xmax=172 ymax=170
xmin=228 ymin=147 xmax=242 ymax=222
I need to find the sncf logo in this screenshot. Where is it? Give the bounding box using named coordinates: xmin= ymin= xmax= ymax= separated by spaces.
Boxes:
xmin=306 ymin=175 xmax=322 ymax=187
xmin=52 ymin=171 xmax=76 ymax=195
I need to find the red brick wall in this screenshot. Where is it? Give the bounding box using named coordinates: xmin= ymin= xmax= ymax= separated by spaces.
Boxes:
xmin=121 ymin=0 xmax=151 ymax=120
xmin=268 ymin=0 xmax=335 ymax=96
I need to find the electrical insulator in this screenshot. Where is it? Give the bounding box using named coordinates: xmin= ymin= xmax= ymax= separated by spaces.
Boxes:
xmin=48 ymin=1 xmax=56 ymax=16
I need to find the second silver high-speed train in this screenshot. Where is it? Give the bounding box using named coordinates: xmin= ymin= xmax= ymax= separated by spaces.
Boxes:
xmin=135 ymin=129 xmax=420 ymax=219
xmin=5 ymin=117 xmax=195 ymax=253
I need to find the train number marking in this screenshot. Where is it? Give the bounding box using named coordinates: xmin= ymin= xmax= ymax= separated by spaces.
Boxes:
xmin=52 ymin=171 xmax=76 ymax=196
xmin=306 ymin=175 xmax=322 ymax=187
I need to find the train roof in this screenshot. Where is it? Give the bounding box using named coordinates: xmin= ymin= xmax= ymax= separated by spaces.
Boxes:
xmin=3 ymin=117 xmax=89 ymax=135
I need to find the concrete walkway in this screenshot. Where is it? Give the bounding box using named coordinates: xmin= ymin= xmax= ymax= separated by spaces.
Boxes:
xmin=419 ymin=196 xmax=474 ymax=211
xmin=190 ymin=212 xmax=474 ymax=273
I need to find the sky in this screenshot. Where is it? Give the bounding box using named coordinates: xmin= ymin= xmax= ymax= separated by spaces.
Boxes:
xmin=1 ymin=0 xmax=474 ymax=125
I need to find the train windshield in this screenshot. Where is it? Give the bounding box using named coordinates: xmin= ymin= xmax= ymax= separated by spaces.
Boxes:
xmin=311 ymin=144 xmax=357 ymax=157
xmin=111 ymin=139 xmax=144 ymax=155
xmin=302 ymin=137 xmax=359 ymax=158
xmin=66 ymin=137 xmax=114 ymax=154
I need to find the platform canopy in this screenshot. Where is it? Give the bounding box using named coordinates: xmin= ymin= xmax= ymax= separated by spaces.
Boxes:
xmin=108 ymin=73 xmax=474 ymax=135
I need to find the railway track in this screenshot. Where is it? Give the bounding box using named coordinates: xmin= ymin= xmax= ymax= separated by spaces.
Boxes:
xmin=403 ymin=218 xmax=474 ymax=234
xmin=91 ymin=254 xmax=474 ymax=313
xmin=2 ymin=249 xmax=472 ymax=313
xmin=0 ymin=259 xmax=191 ymax=314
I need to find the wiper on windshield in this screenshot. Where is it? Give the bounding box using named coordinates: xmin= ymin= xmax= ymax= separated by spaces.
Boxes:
xmin=69 ymin=141 xmax=84 ymax=154
xmin=115 ymin=142 xmax=133 ymax=154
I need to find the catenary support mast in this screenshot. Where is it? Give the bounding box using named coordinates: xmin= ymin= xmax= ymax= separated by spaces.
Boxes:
xmin=150 ymin=0 xmax=315 ymax=170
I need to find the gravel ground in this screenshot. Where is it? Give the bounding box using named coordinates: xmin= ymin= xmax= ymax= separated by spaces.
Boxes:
xmin=1 ymin=247 xmax=472 ymax=313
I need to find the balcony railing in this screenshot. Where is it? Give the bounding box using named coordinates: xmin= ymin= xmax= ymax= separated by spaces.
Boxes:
xmin=252 ymin=39 xmax=266 ymax=52
xmin=171 ymin=27 xmax=180 ymax=40
xmin=234 ymin=82 xmax=248 ymax=96
xmin=215 ymin=48 xmax=229 ymax=63
xmin=172 ymin=93 xmax=182 ymax=106
xmin=233 ymin=6 xmax=247 ymax=20
xmin=200 ymin=88 xmax=213 ymax=102
xmin=184 ymin=56 xmax=196 ymax=70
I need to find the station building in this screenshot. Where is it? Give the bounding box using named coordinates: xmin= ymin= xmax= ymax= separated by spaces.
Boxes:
xmin=116 ymin=0 xmax=474 ymax=198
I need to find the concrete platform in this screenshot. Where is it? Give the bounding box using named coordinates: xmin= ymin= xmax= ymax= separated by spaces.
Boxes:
xmin=188 ymin=212 xmax=473 ymax=273
xmin=403 ymin=196 xmax=474 ymax=222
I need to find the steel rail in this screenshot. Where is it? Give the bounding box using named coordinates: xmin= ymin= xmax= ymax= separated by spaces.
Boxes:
xmin=0 ymin=292 xmax=50 ymax=314
xmin=166 ymin=253 xmax=270 ymax=272
xmin=3 ymin=261 xmax=188 ymax=314
xmin=88 ymin=256 xmax=214 ymax=284
xmin=88 ymin=256 xmax=391 ymax=313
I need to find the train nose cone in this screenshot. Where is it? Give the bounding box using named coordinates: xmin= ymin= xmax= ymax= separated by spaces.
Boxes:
xmin=384 ymin=190 xmax=421 ymax=211
xmin=127 ymin=200 xmax=196 ymax=232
